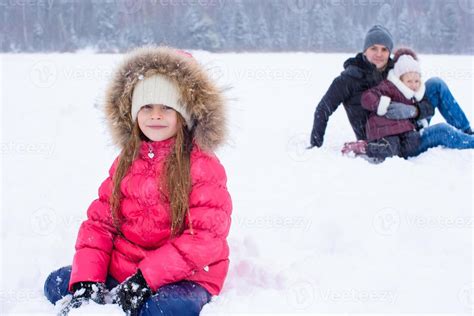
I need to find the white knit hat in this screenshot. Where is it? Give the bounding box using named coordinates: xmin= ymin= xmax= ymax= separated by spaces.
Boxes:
xmin=393 ymin=54 xmax=421 ymax=79
xmin=131 ymin=74 xmax=193 ymax=128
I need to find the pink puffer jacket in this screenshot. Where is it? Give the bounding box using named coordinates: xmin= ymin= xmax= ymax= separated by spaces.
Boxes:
xmin=69 ymin=138 xmax=232 ymax=296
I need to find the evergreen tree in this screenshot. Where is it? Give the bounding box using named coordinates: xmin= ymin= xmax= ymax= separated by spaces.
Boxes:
xmin=332 ymin=11 xmax=353 ymax=52
xmin=64 ymin=2 xmax=79 ymax=51
xmin=375 ymin=3 xmax=395 ymax=38
xmin=215 ymin=1 xmax=235 ymax=50
xmin=310 ymin=3 xmax=324 ymax=51
xmin=94 ymin=2 xmax=118 ymax=51
xmin=271 ymin=1 xmax=287 ymax=51
xmin=297 ymin=13 xmax=311 ymax=50
xmin=319 ymin=5 xmax=336 ymax=51
xmin=233 ymin=1 xmax=253 ymax=50
xmin=440 ymin=2 xmax=460 ymax=54
xmin=396 ymin=7 xmax=412 ymax=47
xmin=426 ymin=1 xmax=443 ymax=53
xmin=353 ymin=24 xmax=366 ymax=52
xmin=183 ymin=7 xmax=221 ymax=51
xmin=255 ymin=11 xmax=271 ymax=50
xmin=0 ymin=0 xmax=469 ymax=54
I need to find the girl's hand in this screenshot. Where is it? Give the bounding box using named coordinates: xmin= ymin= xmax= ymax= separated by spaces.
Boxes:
xmin=384 ymin=102 xmax=418 ymax=120
xmin=71 ymin=282 xmax=107 ymax=304
xmin=414 ymin=100 xmax=434 ymax=120
xmin=57 ymin=282 xmax=106 ymax=315
xmin=116 ymin=270 xmax=151 ymax=316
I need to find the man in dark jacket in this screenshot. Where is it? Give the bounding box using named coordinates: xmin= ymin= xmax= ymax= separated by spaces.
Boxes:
xmin=309 ymin=25 xmax=473 ymax=149
xmin=310 ymin=25 xmax=394 ymax=148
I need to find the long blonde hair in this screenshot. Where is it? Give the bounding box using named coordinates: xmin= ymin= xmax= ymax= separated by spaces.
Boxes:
xmin=110 ymin=114 xmax=193 ymax=237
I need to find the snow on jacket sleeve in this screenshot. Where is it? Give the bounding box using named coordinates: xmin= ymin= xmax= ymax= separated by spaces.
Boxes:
xmin=361 ymin=81 xmax=392 ymax=115
xmin=68 ymin=157 xmax=119 ymax=291
xmin=310 ymin=74 xmax=355 ymax=147
xmin=138 ymin=152 xmax=232 ymax=292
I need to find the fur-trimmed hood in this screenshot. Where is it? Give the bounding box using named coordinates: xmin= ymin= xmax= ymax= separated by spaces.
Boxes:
xmin=104 ymin=46 xmax=227 ymax=152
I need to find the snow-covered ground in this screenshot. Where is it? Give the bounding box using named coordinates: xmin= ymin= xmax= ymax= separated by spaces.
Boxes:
xmin=0 ymin=51 xmax=472 ymax=315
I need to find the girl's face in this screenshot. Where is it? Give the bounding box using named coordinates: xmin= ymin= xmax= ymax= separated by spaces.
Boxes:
xmin=400 ymin=72 xmax=421 ymax=92
xmin=137 ymin=104 xmax=179 ymax=142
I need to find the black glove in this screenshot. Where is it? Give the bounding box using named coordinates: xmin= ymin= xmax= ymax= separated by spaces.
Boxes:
xmin=116 ymin=270 xmax=152 ymax=316
xmin=57 ymin=282 xmax=106 ymax=315
xmin=414 ymin=100 xmax=434 ymax=120
xmin=384 ymin=102 xmax=418 ymax=120
xmin=310 ymin=129 xmax=323 ymax=148
xmin=71 ymin=282 xmax=107 ymax=304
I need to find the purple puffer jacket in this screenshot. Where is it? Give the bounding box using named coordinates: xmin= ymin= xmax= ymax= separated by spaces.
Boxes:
xmin=361 ymin=70 xmax=426 ymax=141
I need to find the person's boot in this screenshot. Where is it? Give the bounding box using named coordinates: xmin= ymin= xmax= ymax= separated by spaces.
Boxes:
xmin=463 ymin=127 xmax=474 ymax=135
xmin=341 ymin=140 xmax=368 ymax=156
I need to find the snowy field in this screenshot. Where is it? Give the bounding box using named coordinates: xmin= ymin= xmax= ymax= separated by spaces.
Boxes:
xmin=0 ymin=51 xmax=473 ymax=315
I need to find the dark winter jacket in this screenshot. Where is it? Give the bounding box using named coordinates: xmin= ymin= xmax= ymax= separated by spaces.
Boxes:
xmin=310 ymin=53 xmax=394 ymax=147
xmin=361 ymin=70 xmax=431 ymax=140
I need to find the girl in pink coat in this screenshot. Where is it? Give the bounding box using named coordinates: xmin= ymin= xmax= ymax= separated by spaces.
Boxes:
xmin=44 ymin=46 xmax=232 ymax=316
